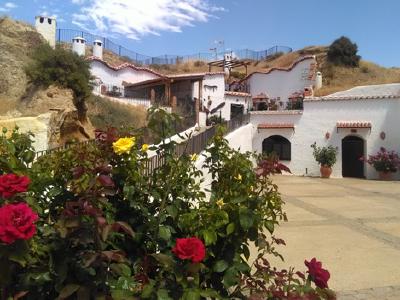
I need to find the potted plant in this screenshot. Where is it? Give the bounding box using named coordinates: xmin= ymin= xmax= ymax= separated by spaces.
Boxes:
xmin=363 ymin=147 xmax=400 ymax=180
xmin=311 ymin=142 xmax=338 ymax=178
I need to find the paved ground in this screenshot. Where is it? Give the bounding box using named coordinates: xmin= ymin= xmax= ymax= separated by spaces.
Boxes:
xmin=253 ymin=175 xmax=400 ymax=300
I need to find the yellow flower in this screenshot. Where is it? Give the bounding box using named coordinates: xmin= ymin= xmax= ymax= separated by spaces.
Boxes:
xmin=234 ymin=173 xmax=242 ymax=181
xmin=216 ymin=198 xmax=225 ymax=209
xmin=141 ymin=143 xmax=149 ymax=152
xmin=112 ymin=137 xmax=135 ymax=155
xmin=190 ymin=153 xmax=198 ymax=161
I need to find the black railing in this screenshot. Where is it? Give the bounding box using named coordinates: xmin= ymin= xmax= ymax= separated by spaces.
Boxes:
xmin=57 ymin=28 xmax=292 ymax=65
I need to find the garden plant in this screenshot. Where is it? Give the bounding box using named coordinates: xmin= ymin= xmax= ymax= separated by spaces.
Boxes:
xmin=0 ymin=110 xmax=335 ymax=299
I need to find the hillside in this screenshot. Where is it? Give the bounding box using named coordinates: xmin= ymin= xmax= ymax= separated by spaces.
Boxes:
xmin=0 ymin=17 xmax=146 ymax=136
xmin=102 ymin=45 xmax=400 ymax=96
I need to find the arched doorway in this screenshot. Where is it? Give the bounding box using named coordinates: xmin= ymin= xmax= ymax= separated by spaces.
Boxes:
xmin=262 ymin=135 xmax=291 ymax=160
xmin=342 ymin=136 xmax=365 ymax=178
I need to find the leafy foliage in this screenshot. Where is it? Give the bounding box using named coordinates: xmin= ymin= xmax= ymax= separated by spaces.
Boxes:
xmin=0 ymin=114 xmax=335 ymax=299
xmin=311 ymin=143 xmax=338 ymax=167
xmin=327 ymin=36 xmax=361 ymax=67
xmin=25 ymin=44 xmax=93 ymax=119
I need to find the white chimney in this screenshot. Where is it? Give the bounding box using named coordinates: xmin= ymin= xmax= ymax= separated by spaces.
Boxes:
xmin=35 ymin=16 xmax=57 ymax=48
xmin=93 ymin=39 xmax=103 ymax=60
xmin=72 ymin=36 xmax=86 ymax=56
xmin=315 ymin=71 xmax=323 ymax=90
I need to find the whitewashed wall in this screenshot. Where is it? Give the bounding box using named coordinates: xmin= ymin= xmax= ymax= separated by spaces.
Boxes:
xmin=247 ymin=57 xmax=316 ymax=107
xmin=90 ymin=61 xmax=162 ymax=93
xmin=250 ymin=98 xmax=400 ymax=179
xmin=222 ymin=94 xmax=251 ymax=120
xmin=201 ymin=74 xmax=226 ymax=115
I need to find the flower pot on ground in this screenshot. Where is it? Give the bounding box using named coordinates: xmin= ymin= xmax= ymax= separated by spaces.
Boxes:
xmin=320 ymin=165 xmax=333 ymax=178
xmin=362 ymin=147 xmax=400 ymax=181
xmin=378 ymin=171 xmax=393 ymax=181
xmin=311 ymin=143 xmax=338 ymax=178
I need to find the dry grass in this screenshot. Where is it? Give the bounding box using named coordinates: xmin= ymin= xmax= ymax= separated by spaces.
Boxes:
xmin=315 ymin=60 xmax=400 ymax=96
xmin=86 ymin=95 xmax=148 ymax=129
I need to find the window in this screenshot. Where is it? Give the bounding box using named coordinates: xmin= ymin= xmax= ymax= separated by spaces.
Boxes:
xmin=39 ymin=17 xmax=44 ymax=23
xmin=262 ymin=135 xmax=291 ymax=160
xmin=48 ymin=19 xmax=52 ymax=25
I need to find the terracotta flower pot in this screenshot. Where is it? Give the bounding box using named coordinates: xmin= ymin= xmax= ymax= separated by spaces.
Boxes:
xmin=378 ymin=171 xmax=393 ymax=181
xmin=320 ymin=165 xmax=332 ymax=178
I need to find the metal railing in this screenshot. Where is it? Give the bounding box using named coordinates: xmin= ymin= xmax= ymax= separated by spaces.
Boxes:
xmin=34 ymin=114 xmax=250 ymax=174
xmin=57 ymin=28 xmax=292 ymax=65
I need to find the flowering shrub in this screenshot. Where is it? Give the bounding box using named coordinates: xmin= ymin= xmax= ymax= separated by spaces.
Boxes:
xmin=0 ymin=111 xmax=335 ymax=299
xmin=363 ymin=147 xmax=400 ymax=173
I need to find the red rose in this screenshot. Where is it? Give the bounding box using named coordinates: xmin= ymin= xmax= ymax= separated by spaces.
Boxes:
xmin=305 ymin=258 xmax=330 ymax=289
xmin=0 ymin=203 xmax=38 ymax=244
xmin=172 ymin=237 xmax=206 ymax=263
xmin=0 ymin=174 xmax=31 ymax=199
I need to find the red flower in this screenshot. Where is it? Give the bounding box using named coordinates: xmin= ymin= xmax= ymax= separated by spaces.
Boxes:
xmin=0 ymin=174 xmax=31 ymax=199
xmin=172 ymin=237 xmax=206 ymax=263
xmin=0 ymin=203 xmax=38 ymax=244
xmin=305 ymin=258 xmax=330 ymax=289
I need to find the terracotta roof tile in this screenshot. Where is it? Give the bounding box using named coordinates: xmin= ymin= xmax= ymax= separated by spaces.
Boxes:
xmin=86 ymin=56 xmax=166 ymax=78
xmin=240 ymin=55 xmax=316 ymax=82
xmin=258 ymin=123 xmax=295 ymax=129
xmin=225 ymin=91 xmax=251 ymax=97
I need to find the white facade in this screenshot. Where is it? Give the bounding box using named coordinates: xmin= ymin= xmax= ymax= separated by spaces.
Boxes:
xmin=199 ymin=74 xmax=251 ymax=121
xmin=89 ymin=59 xmax=164 ymax=94
xmin=250 ymin=93 xmax=400 ymax=180
xmin=244 ymin=56 xmax=318 ymax=108
xmin=35 ymin=16 xmax=56 ymax=48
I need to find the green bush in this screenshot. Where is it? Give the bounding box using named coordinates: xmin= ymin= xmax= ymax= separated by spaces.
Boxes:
xmin=25 ymin=44 xmax=93 ymax=120
xmin=0 ymin=116 xmax=335 ymax=299
xmin=327 ymin=36 xmax=361 ymax=67
xmin=311 ymin=142 xmax=338 ymax=167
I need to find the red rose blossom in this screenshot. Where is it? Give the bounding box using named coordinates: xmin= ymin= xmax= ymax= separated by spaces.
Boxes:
xmin=0 ymin=174 xmax=31 ymax=199
xmin=0 ymin=203 xmax=38 ymax=244
xmin=172 ymin=237 xmax=206 ymax=263
xmin=305 ymin=258 xmax=330 ymax=289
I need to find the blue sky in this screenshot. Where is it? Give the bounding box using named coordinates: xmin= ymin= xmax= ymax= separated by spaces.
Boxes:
xmin=1 ymin=0 xmax=399 ymax=67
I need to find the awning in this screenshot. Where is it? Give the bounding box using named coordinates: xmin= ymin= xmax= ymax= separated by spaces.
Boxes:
xmin=336 ymin=121 xmax=371 ymax=133
xmin=258 ymin=123 xmax=295 ymax=130
xmin=336 ymin=121 xmax=371 ymax=128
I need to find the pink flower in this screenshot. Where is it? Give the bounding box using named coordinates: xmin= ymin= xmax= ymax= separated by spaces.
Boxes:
xmin=172 ymin=237 xmax=206 ymax=263
xmin=0 ymin=203 xmax=38 ymax=244
xmin=0 ymin=174 xmax=30 ymax=199
xmin=305 ymin=258 xmax=330 ymax=289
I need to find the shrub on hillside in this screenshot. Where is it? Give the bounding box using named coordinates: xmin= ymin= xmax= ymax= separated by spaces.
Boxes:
xmin=25 ymin=44 xmax=92 ymax=120
xmin=327 ymin=36 xmax=361 ymax=67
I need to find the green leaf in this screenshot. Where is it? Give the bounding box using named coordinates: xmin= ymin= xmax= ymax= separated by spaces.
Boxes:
xmin=265 ymin=220 xmax=275 ymax=234
xmin=213 ymin=260 xmax=229 ymax=273
xmin=223 ymin=267 xmax=239 ymax=288
xmin=203 ymin=229 xmax=217 ymax=246
xmin=239 ymin=208 xmax=254 ymax=230
xmin=57 ymin=284 xmax=80 ymax=299
xmin=158 ymin=225 xmax=171 ymax=241
xmin=226 ymin=222 xmax=235 ymax=235
xmin=182 ymin=289 xmax=200 ymax=300
xmin=141 ymin=282 xmax=154 ymax=299
xmin=157 ymin=289 xmax=173 ymax=300
xmin=151 ymin=253 xmax=175 ymax=269
xmin=114 ymin=221 xmax=135 ymax=239
xmin=231 ymin=195 xmax=247 ymax=204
